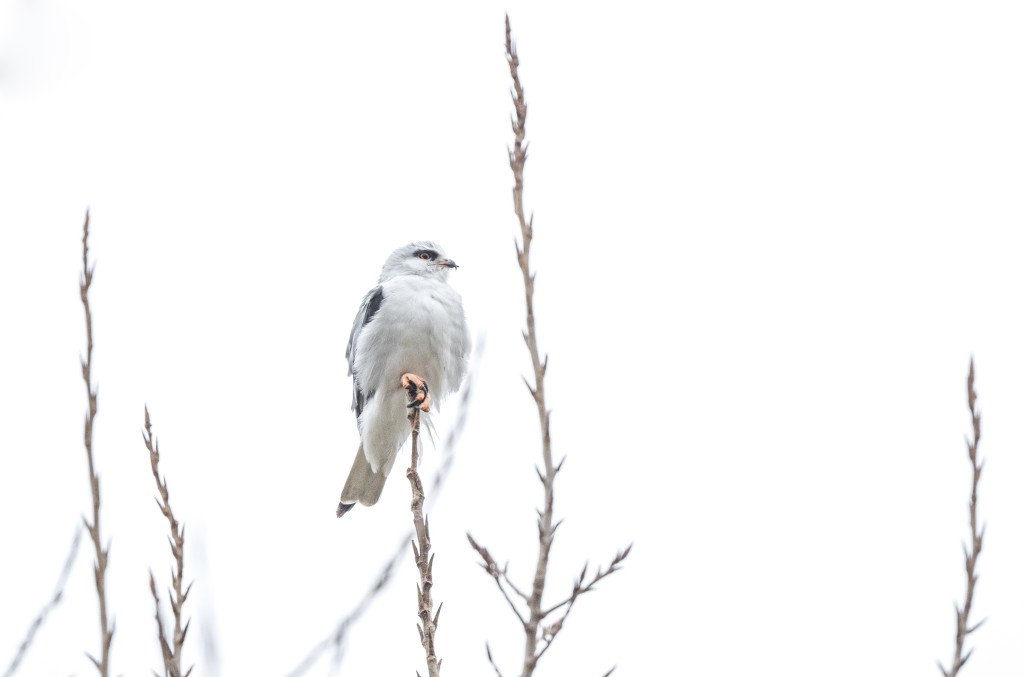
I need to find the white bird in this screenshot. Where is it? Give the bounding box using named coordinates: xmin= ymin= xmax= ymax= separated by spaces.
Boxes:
xmin=337 ymin=241 xmax=470 ymax=517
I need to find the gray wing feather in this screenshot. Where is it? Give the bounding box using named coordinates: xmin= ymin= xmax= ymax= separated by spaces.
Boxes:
xmin=346 ymin=286 xmax=385 ymax=419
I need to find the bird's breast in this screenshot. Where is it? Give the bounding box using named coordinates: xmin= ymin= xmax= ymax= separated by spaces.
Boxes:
xmin=355 ymin=277 xmax=466 ymax=398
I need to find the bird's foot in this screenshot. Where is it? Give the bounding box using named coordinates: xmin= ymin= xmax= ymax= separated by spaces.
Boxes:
xmin=401 ymin=373 xmax=431 ymax=412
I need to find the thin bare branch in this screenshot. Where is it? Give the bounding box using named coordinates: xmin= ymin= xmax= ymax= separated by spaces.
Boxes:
xmin=541 ymin=545 xmax=633 ymax=618
xmin=504 ymin=15 xmax=559 ymax=676
xmin=502 ymin=566 xmax=531 ymax=603
xmin=149 ymin=573 xmax=175 ymax=677
xmin=284 ymin=548 xmax=401 ymax=677
xmin=466 ymin=534 xmax=527 ymax=626
xmin=468 ymin=17 xmax=631 ymax=677
xmin=283 ymin=351 xmax=480 ymax=677
xmin=144 ymin=407 xmax=192 ymax=677
xmin=407 ymin=396 xmax=441 ymax=677
xmin=3 ymin=527 xmax=83 ymax=677
xmin=79 ymin=210 xmax=113 ymax=677
xmin=939 ymin=357 xmax=986 ymax=677
xmin=485 ymin=643 xmax=505 ymax=677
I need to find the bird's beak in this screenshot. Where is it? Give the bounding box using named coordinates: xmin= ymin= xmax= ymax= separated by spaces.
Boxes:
xmin=440 ymin=258 xmax=459 ymax=269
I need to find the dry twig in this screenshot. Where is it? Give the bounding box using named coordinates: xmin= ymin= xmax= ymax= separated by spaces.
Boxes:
xmin=144 ymin=407 xmax=193 ymax=677
xmin=283 ymin=348 xmax=479 ymax=677
xmin=284 ymin=544 xmax=402 ymax=677
xmin=466 ymin=18 xmax=629 ymax=677
xmin=407 ymin=399 xmax=441 ymax=677
xmin=939 ymin=358 xmax=986 ymax=677
xmin=484 ymin=642 xmax=505 ymax=677
xmin=2 ymin=527 xmax=83 ymax=677
xmin=79 ymin=210 xmax=113 ymax=676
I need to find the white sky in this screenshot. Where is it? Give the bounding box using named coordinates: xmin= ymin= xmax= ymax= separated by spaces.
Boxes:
xmin=2 ymin=2 xmax=1023 ymax=676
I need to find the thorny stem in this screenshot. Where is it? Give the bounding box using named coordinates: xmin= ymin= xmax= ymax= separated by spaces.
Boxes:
xmin=504 ymin=16 xmax=557 ymax=677
xmin=2 ymin=528 xmax=83 ymax=677
xmin=407 ymin=405 xmax=441 ymax=677
xmin=149 ymin=575 xmax=173 ymax=676
xmin=939 ymin=357 xmax=986 ymax=677
xmin=283 ymin=357 xmax=479 ymax=677
xmin=80 ymin=210 xmax=113 ymax=677
xmin=144 ymin=407 xmax=193 ymax=677
xmin=460 ymin=18 xmax=628 ymax=677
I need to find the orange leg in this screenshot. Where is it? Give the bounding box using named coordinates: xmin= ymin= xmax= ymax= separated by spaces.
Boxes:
xmin=401 ymin=373 xmax=432 ymax=412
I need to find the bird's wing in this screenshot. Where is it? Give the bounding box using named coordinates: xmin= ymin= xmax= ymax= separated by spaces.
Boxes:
xmin=346 ymin=285 xmax=385 ymax=419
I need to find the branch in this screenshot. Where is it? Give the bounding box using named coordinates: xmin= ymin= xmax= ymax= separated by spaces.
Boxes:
xmin=485 ymin=642 xmax=505 ymax=677
xmin=505 ymin=16 xmax=558 ymax=676
xmin=541 ymin=545 xmax=633 ymax=619
xmin=144 ymin=407 xmax=193 ymax=677
xmin=467 ymin=19 xmax=631 ymax=677
xmin=407 ymin=401 xmax=441 ymax=677
xmin=2 ymin=527 xmax=83 ymax=677
xmin=149 ymin=573 xmax=175 ymax=676
xmin=938 ymin=357 xmax=986 ymax=677
xmin=283 ymin=353 xmax=480 ymax=677
xmin=466 ymin=534 xmax=527 ymax=626
xmin=79 ymin=210 xmax=113 ymax=677
xmin=283 ymin=548 xmax=401 ymax=677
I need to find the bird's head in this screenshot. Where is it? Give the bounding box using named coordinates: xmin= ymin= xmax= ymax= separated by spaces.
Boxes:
xmin=379 ymin=241 xmax=459 ymax=283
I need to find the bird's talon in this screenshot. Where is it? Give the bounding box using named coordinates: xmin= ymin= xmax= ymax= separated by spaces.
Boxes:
xmin=401 ymin=372 xmax=427 ymax=389
xmin=401 ymin=373 xmax=432 ymax=412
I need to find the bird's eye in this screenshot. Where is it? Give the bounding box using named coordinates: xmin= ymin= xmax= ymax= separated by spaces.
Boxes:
xmin=417 ymin=251 xmax=436 ymax=261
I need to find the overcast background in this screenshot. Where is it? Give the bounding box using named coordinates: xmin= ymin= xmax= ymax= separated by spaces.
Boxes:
xmin=2 ymin=2 xmax=1023 ymax=676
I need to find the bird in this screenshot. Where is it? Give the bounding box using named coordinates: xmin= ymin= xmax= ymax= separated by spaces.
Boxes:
xmin=336 ymin=241 xmax=470 ymax=517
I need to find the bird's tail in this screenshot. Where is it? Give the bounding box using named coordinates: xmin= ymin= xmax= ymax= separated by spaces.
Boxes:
xmin=336 ymin=443 xmax=388 ymax=517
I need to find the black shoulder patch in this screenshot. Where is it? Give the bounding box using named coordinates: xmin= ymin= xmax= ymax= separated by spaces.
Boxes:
xmin=355 ymin=390 xmax=366 ymax=419
xmin=364 ymin=287 xmax=384 ymax=326
xmin=350 ymin=287 xmax=384 ymax=421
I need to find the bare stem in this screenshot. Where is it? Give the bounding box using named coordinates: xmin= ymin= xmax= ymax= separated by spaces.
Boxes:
xmin=464 ymin=18 xmax=631 ymax=677
xmin=149 ymin=574 xmax=174 ymax=676
xmin=939 ymin=357 xmax=986 ymax=677
xmin=2 ymin=527 xmax=83 ymax=677
xmin=407 ymin=405 xmax=441 ymax=677
xmin=144 ymin=407 xmax=193 ymax=677
xmin=485 ymin=642 xmax=505 ymax=677
xmin=504 ymin=16 xmax=557 ymax=677
xmin=284 ymin=356 xmax=480 ymax=677
xmin=80 ymin=210 xmax=113 ymax=677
